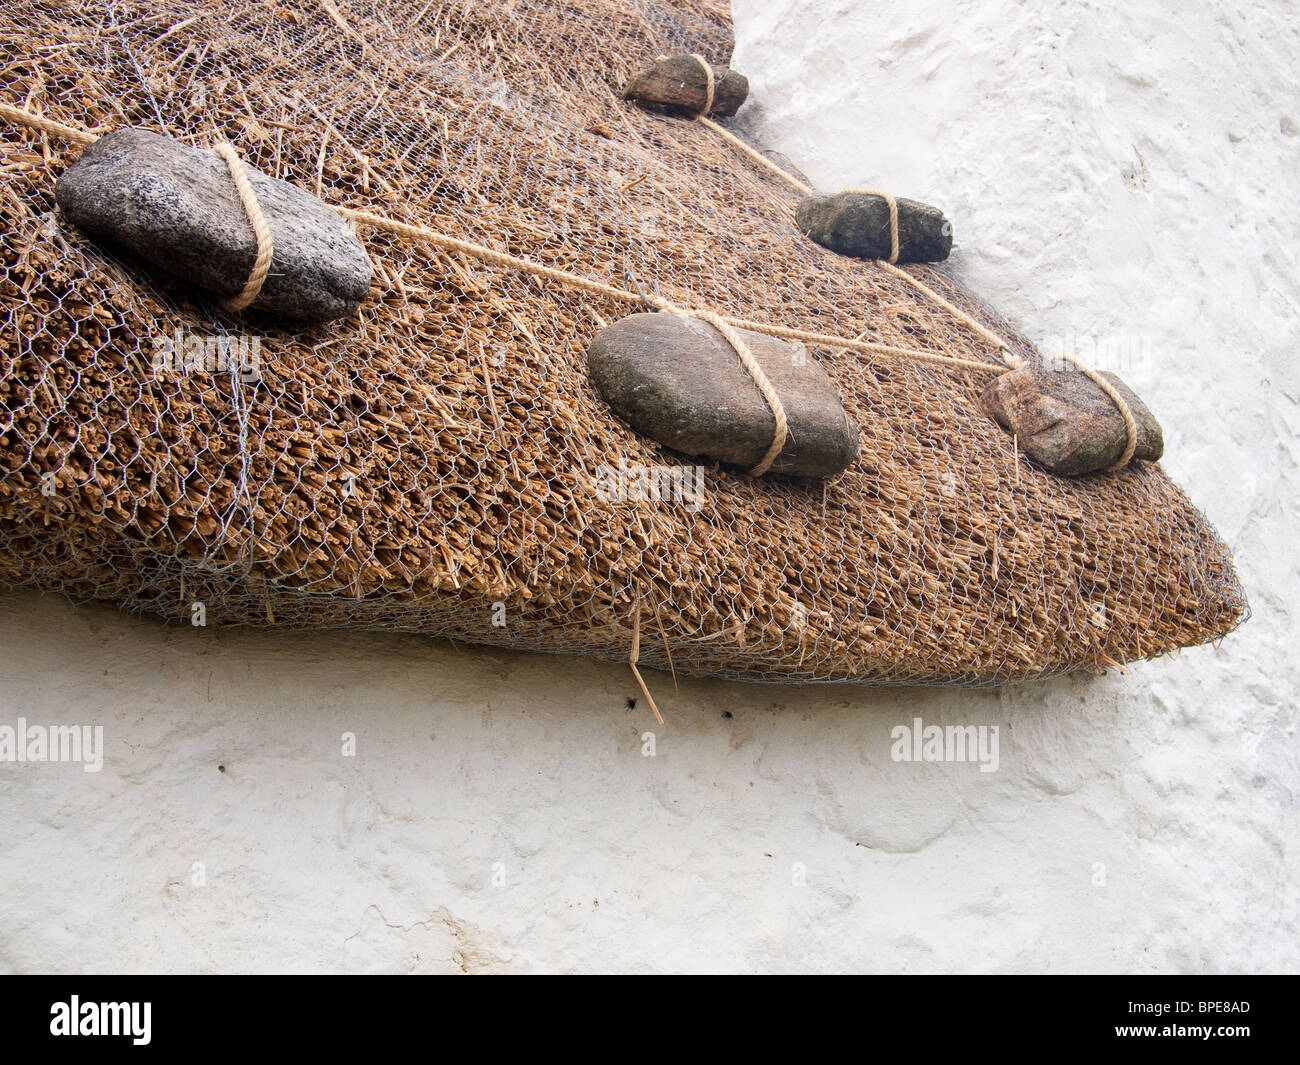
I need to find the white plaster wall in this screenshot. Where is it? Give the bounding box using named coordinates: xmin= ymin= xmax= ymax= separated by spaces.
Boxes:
xmin=1 ymin=0 xmax=1296 ymax=973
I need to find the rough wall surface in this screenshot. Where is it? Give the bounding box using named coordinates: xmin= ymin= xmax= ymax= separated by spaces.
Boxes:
xmin=1 ymin=0 xmax=1296 ymax=972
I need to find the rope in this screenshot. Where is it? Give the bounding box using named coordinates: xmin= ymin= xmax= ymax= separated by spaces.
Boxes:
xmin=700 ymin=314 xmax=1006 ymax=375
xmin=336 ymin=208 xmax=1004 ymax=374
xmin=872 ymin=258 xmax=1026 ymax=369
xmin=687 ymin=108 xmax=1145 ymax=468
xmin=213 ymin=141 xmax=274 ymax=312
xmin=687 ymin=53 xmax=716 ymax=117
xmin=648 ymin=296 xmax=788 ymax=476
xmin=697 ymin=114 xmax=813 ymax=195
xmin=842 ymin=186 xmax=899 ymax=264
xmin=1 ymin=101 xmax=1139 ymax=468
xmin=337 ymin=207 xmax=633 ymax=303
xmin=691 ymin=111 xmax=1022 ymax=360
xmin=1057 ymin=352 xmax=1139 ymax=471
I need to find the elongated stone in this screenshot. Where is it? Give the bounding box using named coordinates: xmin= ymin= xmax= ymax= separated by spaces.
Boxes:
xmin=55 ymin=128 xmax=371 ymax=322
xmin=622 ymin=55 xmax=748 ymax=117
xmin=796 ymin=191 xmax=952 ymax=263
xmin=980 ymin=365 xmax=1164 ymax=475
xmin=587 ymin=312 xmax=858 ymax=479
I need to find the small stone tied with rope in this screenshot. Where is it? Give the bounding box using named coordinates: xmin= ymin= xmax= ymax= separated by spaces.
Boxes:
xmin=660 ymin=94 xmax=1150 ymax=475
xmin=841 ymin=185 xmax=901 ymax=264
xmin=622 ymin=53 xmax=748 ymax=118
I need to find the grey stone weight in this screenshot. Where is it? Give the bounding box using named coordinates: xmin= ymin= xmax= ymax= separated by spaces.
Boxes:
xmin=54 ymin=128 xmax=371 ymax=322
xmin=587 ymin=312 xmax=859 ymax=479
xmin=980 ymin=365 xmax=1164 ymax=476
xmin=622 ymin=55 xmax=749 ymax=118
xmin=796 ymin=191 xmax=952 ymax=264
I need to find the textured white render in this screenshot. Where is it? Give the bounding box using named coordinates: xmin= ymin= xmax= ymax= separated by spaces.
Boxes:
xmin=1 ymin=0 xmax=1296 ymax=973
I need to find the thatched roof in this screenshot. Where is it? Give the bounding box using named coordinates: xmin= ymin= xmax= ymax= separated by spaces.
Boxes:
xmin=0 ymin=0 xmax=1245 ymax=684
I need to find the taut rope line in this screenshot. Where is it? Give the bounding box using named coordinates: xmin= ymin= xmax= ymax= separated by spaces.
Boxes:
xmin=696 ymin=113 xmax=813 ymax=195
xmin=1 ymin=104 xmax=1012 ymax=379
xmin=688 ymin=108 xmax=1142 ymax=459
xmin=5 ymin=100 xmax=1133 ymax=471
xmin=0 ymin=102 xmax=95 ymax=144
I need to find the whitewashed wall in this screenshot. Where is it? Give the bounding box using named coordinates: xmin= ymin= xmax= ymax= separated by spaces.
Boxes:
xmin=1 ymin=0 xmax=1295 ymax=972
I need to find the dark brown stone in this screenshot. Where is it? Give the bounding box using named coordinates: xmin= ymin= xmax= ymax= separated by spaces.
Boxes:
xmin=587 ymin=312 xmax=858 ymax=479
xmin=622 ymin=55 xmax=748 ymax=118
xmin=796 ymin=191 xmax=952 ymax=264
xmin=980 ymin=365 xmax=1164 ymax=475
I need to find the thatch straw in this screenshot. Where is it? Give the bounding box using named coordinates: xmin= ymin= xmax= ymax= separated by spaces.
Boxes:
xmin=0 ymin=0 xmax=1245 ymax=685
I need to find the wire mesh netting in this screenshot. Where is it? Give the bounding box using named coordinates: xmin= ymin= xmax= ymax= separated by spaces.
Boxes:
xmin=0 ymin=0 xmax=1246 ymax=685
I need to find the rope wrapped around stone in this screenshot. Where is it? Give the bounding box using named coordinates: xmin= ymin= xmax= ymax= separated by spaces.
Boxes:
xmin=213 ymin=141 xmax=274 ymax=312
xmin=1058 ymin=352 xmax=1140 ymax=471
xmin=841 ymin=186 xmax=900 ymax=264
xmin=647 ymin=294 xmax=789 ymax=477
xmin=686 ymin=53 xmax=716 ymax=118
xmin=0 ymin=102 xmax=1138 ymax=474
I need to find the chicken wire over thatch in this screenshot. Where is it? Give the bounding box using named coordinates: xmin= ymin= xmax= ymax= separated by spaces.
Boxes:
xmin=0 ymin=0 xmax=1246 ymax=685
